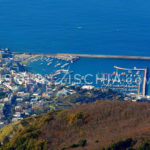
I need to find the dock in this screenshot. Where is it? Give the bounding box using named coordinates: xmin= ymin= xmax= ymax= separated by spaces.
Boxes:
xmin=13 ymin=52 xmax=150 ymax=62
xmin=58 ymin=53 xmax=150 ymax=61
xmin=13 ymin=52 xmax=150 ymax=66
xmin=13 ymin=52 xmax=150 ymax=61
xmin=114 ymin=66 xmax=148 ymax=97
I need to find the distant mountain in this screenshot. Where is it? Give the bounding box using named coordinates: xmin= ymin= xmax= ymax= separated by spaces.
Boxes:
xmin=1 ymin=100 xmax=150 ymax=150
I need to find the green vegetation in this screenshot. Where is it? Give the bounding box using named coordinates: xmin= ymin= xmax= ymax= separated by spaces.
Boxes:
xmin=67 ymin=112 xmax=89 ymax=126
xmin=69 ymin=139 xmax=87 ymax=148
xmin=0 ymin=113 xmax=52 ymax=150
xmin=61 ymin=139 xmax=87 ymax=150
xmin=53 ymin=87 xmax=125 ymax=110
xmin=138 ymin=142 xmax=150 ymax=150
xmin=0 ymin=121 xmax=22 ymax=145
xmin=0 ymin=91 xmax=7 ymax=99
xmin=103 ymin=138 xmax=135 ymax=150
xmin=102 ymin=138 xmax=150 ymax=150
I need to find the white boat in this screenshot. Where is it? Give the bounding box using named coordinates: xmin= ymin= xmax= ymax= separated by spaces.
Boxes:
xmin=47 ymin=62 xmax=52 ymax=66
xmin=61 ymin=63 xmax=69 ymax=68
xmin=54 ymin=63 xmax=61 ymax=68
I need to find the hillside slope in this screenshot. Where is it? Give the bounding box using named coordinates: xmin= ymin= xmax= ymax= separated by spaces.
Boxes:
xmin=1 ymin=101 xmax=150 ymax=150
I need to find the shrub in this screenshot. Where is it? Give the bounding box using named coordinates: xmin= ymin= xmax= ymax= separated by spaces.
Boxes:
xmin=21 ymin=120 xmax=29 ymax=127
xmin=69 ymin=139 xmax=87 ymax=148
xmin=67 ymin=112 xmax=89 ymax=126
xmin=78 ymin=140 xmax=87 ymax=147
xmin=138 ymin=142 xmax=150 ymax=150
xmin=105 ymin=138 xmax=134 ymax=150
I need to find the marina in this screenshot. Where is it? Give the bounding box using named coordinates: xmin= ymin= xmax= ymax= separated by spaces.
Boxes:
xmin=98 ymin=66 xmax=148 ymax=97
xmin=24 ymin=53 xmax=150 ymax=97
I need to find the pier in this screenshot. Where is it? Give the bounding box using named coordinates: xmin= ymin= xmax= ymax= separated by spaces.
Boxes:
xmin=14 ymin=52 xmax=150 ymax=61
xmin=114 ymin=66 xmax=148 ymax=97
xmin=58 ymin=53 xmax=150 ymax=61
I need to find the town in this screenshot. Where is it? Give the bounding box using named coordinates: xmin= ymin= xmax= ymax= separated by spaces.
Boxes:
xmin=0 ymin=48 xmax=82 ymax=128
xmin=0 ymin=48 xmax=148 ymax=128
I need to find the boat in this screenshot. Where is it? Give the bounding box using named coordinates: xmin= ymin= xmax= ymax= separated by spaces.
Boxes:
xmin=54 ymin=63 xmax=61 ymax=68
xmin=47 ymin=62 xmax=52 ymax=66
xmin=61 ymin=63 xmax=69 ymax=68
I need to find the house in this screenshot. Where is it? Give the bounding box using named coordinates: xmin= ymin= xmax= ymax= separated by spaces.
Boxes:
xmin=57 ymin=88 xmax=69 ymax=97
xmin=81 ymin=85 xmax=94 ymax=90
xmin=16 ymin=98 xmax=23 ymax=103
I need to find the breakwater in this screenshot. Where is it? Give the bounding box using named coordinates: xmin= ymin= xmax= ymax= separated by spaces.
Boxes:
xmin=58 ymin=53 xmax=150 ymax=60
xmin=13 ymin=52 xmax=150 ymax=66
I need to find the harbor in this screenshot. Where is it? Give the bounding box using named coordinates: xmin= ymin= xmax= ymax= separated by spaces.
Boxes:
xmin=1 ymin=49 xmax=145 ymax=98
xmin=23 ymin=52 xmax=150 ymax=97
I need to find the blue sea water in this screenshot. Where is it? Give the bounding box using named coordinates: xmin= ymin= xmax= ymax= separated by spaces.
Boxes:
xmin=0 ymin=0 xmax=150 ymax=56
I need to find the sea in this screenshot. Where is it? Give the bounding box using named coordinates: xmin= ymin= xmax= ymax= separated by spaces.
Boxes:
xmin=0 ymin=0 xmax=150 ymax=95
